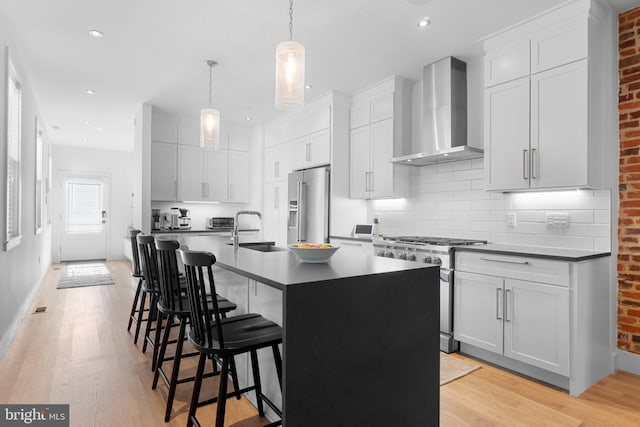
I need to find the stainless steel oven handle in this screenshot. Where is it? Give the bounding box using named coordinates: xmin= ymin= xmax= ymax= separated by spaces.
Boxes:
xmin=440 ymin=269 xmax=452 ymax=283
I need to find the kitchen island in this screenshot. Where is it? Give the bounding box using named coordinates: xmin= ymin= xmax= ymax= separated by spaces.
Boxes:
xmin=182 ymin=235 xmax=440 ymax=427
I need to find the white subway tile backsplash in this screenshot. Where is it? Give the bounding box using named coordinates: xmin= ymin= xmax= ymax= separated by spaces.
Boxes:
xmin=368 ymin=164 xmax=611 ymax=251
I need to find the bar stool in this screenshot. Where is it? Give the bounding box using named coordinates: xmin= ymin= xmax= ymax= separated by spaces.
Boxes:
xmin=126 ymin=228 xmax=148 ymax=343
xmin=137 ymin=234 xmax=164 ymax=368
xmin=153 ymin=239 xmax=238 ymax=422
xmin=179 ymin=248 xmax=283 ymax=427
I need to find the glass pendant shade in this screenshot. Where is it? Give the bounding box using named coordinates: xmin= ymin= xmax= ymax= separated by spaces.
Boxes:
xmin=275 ymin=40 xmax=305 ymax=111
xmin=200 ymin=107 xmax=220 ymax=149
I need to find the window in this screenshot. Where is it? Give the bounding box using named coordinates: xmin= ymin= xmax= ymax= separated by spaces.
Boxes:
xmin=66 ymin=181 xmax=103 ymax=233
xmin=5 ymin=58 xmax=22 ymax=250
xmin=35 ymin=118 xmax=43 ymax=234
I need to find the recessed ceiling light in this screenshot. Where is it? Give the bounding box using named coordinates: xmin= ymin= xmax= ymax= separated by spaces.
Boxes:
xmin=245 ymin=117 xmax=252 ymax=121
xmin=305 ymin=84 xmax=312 ymax=89
xmin=84 ymin=89 xmax=95 ymax=95
xmin=83 ymin=120 xmax=90 ymax=124
xmin=418 ymin=17 xmax=431 ymax=28
xmin=82 ymin=138 xmax=88 ymax=143
xmin=89 ymin=29 xmax=104 ymax=38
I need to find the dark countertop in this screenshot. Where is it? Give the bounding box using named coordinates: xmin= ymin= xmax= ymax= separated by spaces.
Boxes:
xmin=151 ymin=228 xmax=258 ymax=234
xmin=454 ymin=243 xmax=611 ymax=262
xmin=330 ymin=235 xmax=373 ymax=243
xmin=182 ymin=235 xmax=435 ymax=290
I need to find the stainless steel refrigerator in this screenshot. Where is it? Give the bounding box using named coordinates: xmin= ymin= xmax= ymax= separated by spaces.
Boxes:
xmin=287 ymin=166 xmax=330 ymax=244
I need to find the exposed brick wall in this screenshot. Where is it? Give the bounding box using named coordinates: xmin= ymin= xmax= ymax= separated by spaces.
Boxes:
xmin=618 ymin=7 xmax=640 ymax=353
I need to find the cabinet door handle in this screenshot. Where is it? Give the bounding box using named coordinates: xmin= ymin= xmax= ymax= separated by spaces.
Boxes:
xmin=531 ymin=148 xmax=537 ymax=179
xmin=480 ymin=257 xmax=529 ymax=265
xmin=522 ymin=149 xmax=529 ymax=180
xmin=505 ymin=289 xmax=512 ymax=322
xmin=364 ymin=172 xmax=369 ymax=192
xmin=274 ymin=161 xmax=279 ymax=178
xmin=306 ymin=143 xmax=311 ymax=161
xmin=369 ymin=171 xmax=374 ymax=192
xmin=496 ymin=288 xmax=503 ymax=320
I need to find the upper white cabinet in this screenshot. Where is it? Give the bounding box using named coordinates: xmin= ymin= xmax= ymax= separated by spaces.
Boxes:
xmin=482 ymin=0 xmax=614 ymax=191
xmin=152 ymin=121 xmax=250 ymax=203
xmin=349 ymin=76 xmax=411 ymax=199
xmin=265 ymin=141 xmax=292 ymax=183
xmin=292 ymin=128 xmax=331 ymax=170
xmin=151 ymin=141 xmax=178 ymax=201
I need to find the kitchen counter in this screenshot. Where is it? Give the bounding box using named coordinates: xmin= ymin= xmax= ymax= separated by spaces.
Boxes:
xmin=453 ymin=243 xmax=610 ymax=262
xmin=329 ymin=234 xmax=373 ymax=243
xmin=182 ymin=234 xmax=440 ymax=427
xmin=151 ymin=228 xmax=258 ymax=234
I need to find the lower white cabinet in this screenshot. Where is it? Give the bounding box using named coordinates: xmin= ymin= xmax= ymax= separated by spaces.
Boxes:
xmin=454 ymin=271 xmax=569 ymax=376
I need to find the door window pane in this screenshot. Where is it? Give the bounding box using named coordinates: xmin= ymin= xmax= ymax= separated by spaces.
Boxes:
xmin=66 ymin=182 xmax=102 ymax=232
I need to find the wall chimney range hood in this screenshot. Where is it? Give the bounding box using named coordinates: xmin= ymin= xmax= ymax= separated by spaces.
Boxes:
xmin=392 ymin=56 xmax=483 ymax=166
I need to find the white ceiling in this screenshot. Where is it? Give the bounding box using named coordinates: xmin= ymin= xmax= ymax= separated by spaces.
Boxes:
xmin=0 ymin=0 xmax=636 ymax=151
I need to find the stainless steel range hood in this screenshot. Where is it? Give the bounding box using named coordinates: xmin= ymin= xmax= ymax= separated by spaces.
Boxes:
xmin=392 ymin=56 xmax=483 ymax=166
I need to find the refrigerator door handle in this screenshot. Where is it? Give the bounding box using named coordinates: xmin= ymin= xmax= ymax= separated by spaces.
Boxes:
xmin=297 ymin=181 xmax=308 ymax=242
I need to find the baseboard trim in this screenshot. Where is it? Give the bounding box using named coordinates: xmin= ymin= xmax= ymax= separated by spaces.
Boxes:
xmin=0 ymin=266 xmax=50 ymax=362
xmin=616 ymin=349 xmax=640 ymax=375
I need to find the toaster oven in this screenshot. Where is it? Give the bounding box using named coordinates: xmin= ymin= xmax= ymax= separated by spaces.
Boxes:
xmin=206 ymin=217 xmax=234 ymax=230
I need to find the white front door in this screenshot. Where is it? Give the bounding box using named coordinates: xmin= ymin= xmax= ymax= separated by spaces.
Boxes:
xmin=59 ymin=174 xmax=109 ymax=261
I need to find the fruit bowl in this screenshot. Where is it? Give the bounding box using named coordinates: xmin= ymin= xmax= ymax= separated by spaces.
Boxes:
xmin=287 ymin=243 xmax=340 ymax=263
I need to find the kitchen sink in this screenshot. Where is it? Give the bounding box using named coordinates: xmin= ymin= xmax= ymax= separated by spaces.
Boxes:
xmin=225 ymin=242 xmax=288 ymax=252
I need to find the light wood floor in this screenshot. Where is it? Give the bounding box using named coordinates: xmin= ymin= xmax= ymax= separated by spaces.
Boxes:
xmin=1 ymin=260 xmax=640 ymax=426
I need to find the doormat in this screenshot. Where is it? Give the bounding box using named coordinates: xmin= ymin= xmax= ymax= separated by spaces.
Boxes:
xmin=440 ymin=353 xmax=481 ymax=385
xmin=56 ymin=262 xmax=114 ymax=289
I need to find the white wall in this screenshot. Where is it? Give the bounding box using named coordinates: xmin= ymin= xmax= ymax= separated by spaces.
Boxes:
xmin=51 ymin=145 xmax=135 ymax=260
xmin=0 ymin=12 xmax=53 ymax=359
xmin=369 ymin=159 xmax=610 ymax=251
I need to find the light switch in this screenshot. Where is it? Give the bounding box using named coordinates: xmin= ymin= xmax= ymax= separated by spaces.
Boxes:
xmin=546 ymin=212 xmax=570 ymax=228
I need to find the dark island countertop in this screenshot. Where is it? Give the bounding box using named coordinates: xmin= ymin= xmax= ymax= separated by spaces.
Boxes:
xmin=454 ymin=243 xmax=611 ymax=262
xmin=182 ymin=234 xmax=434 ymax=290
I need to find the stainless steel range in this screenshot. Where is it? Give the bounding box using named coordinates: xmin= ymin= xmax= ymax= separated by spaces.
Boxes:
xmin=373 ymin=236 xmax=487 ymax=353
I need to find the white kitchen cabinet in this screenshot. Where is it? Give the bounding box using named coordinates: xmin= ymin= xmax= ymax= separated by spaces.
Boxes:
xmin=151 ymin=122 xmax=178 ymax=144
xmin=454 ymin=271 xmax=569 ymax=376
xmin=263 ymin=182 xmax=288 ymax=246
xmin=530 ymin=60 xmax=588 ymax=189
xmin=292 ymin=128 xmax=331 ymax=170
xmin=227 ymin=150 xmax=249 ymax=203
xmin=348 ymin=76 xmax=410 ymax=199
xmin=177 ymin=146 xmax=248 ymax=203
xmin=265 ymin=142 xmax=292 ymax=183
xmin=482 ymin=0 xmax=614 ymax=191
xmin=454 ymin=249 xmax=611 ymax=396
xmin=151 ymin=141 xmax=178 ymax=201
xmin=484 ymin=77 xmax=530 ymax=191
xmin=178 ymin=145 xmax=207 ymax=202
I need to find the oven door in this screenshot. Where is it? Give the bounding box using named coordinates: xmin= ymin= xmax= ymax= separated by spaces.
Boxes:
xmin=440 ymin=269 xmax=459 ymax=353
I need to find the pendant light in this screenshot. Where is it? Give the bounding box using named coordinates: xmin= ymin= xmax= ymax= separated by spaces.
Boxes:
xmin=200 ymin=60 xmax=221 ymax=149
xmin=275 ymin=0 xmax=305 ymax=111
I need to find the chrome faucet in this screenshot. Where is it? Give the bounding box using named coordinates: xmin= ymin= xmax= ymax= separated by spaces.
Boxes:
xmin=233 ymin=210 xmax=262 ymax=249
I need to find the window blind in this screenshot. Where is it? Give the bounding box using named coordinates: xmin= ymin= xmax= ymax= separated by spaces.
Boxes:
xmin=66 ymin=182 xmax=102 ymax=233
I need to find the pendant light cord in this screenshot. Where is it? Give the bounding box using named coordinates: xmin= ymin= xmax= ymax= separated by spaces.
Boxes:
xmin=208 ymin=64 xmax=213 ymax=108
xmin=289 ymin=0 xmax=294 ymax=41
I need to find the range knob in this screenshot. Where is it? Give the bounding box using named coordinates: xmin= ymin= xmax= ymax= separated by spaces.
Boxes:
xmin=407 ymin=254 xmax=417 ymax=261
xmin=431 ymin=257 xmax=442 ymax=265
xmin=398 ymin=252 xmax=408 ymax=260
xmin=423 ymin=256 xmax=432 ymax=264
xmin=386 ymin=251 xmax=395 ymax=258
xmin=376 ymin=249 xmax=386 ymax=256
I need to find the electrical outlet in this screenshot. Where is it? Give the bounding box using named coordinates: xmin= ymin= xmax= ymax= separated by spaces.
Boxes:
xmin=506 ymin=212 xmax=517 ymax=228
xmin=546 ymin=212 xmax=570 ymax=228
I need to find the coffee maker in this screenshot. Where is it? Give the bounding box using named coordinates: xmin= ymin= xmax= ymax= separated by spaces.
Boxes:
xmin=178 ymin=208 xmax=191 ymax=229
